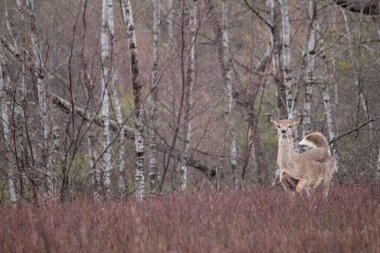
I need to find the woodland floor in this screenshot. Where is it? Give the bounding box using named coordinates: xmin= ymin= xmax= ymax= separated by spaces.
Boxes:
xmin=0 ymin=183 xmax=379 ymax=253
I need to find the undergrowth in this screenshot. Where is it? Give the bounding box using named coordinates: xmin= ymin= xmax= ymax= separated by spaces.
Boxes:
xmin=0 ymin=184 xmax=379 ymax=253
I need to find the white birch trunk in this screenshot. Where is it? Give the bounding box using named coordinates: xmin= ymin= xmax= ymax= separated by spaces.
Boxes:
xmin=211 ymin=0 xmax=239 ymax=189
xmin=222 ymin=1 xmax=238 ymax=190
xmin=302 ymin=0 xmax=316 ymax=137
xmin=179 ymin=0 xmax=197 ymax=192
xmin=316 ymin=22 xmax=341 ymax=174
xmin=0 ymin=60 xmax=17 ymax=205
xmin=105 ymin=0 xmax=126 ymax=195
xmin=26 ymin=0 xmax=53 ymax=195
xmin=279 ymin=0 xmax=300 ymax=151
xmin=101 ymin=0 xmax=112 ymax=197
xmin=149 ymin=0 xmax=160 ymax=194
xmin=279 ymin=0 xmax=293 ymax=118
xmin=120 ymin=0 xmax=145 ymax=201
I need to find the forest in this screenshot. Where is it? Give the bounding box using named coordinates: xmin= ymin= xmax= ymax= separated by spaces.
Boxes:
xmin=0 ymin=0 xmax=379 ymax=252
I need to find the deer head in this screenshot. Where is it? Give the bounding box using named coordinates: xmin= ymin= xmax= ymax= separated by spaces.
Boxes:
xmin=268 ymin=115 xmax=303 ymax=142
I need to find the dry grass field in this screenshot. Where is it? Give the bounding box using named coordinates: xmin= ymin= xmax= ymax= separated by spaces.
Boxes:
xmin=1 ymin=184 xmax=379 ymax=253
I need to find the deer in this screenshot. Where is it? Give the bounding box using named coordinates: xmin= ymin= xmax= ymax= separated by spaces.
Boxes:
xmin=268 ymin=115 xmax=334 ymax=199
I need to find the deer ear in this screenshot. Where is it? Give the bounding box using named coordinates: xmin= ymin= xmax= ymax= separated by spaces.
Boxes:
xmin=292 ymin=115 xmax=303 ymax=126
xmin=268 ymin=115 xmax=279 ymax=126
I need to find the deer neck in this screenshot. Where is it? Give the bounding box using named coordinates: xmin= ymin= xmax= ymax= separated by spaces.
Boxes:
xmin=277 ymin=137 xmax=295 ymax=171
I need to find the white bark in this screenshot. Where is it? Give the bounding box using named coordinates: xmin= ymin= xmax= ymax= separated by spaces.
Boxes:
xmin=120 ymin=0 xmax=145 ymax=201
xmin=222 ymin=1 xmax=238 ymax=190
xmin=303 ymin=0 xmax=316 ymax=137
xmin=179 ymin=0 xmax=197 ymax=192
xmin=105 ymin=0 xmax=126 ymax=195
xmin=26 ymin=0 xmax=53 ymax=195
xmin=279 ymin=0 xmax=293 ymax=118
xmin=279 ymin=0 xmax=300 ymax=151
xmin=149 ymin=0 xmax=160 ymax=194
xmin=316 ymin=22 xmax=341 ymax=174
xmin=101 ymin=0 xmax=112 ymax=197
xmin=0 ymin=60 xmax=17 ymax=205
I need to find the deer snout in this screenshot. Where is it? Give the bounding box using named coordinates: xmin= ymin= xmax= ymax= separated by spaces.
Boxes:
xmin=281 ymin=129 xmax=286 ymax=134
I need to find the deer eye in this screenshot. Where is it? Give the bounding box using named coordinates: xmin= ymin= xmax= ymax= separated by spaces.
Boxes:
xmin=288 ymin=125 xmax=292 ymax=128
xmin=276 ymin=125 xmax=280 ymax=128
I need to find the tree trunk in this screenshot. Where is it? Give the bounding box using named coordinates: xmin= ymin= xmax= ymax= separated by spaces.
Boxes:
xmin=179 ymin=0 xmax=197 ymax=192
xmin=101 ymin=0 xmax=113 ymax=198
xmin=317 ymin=21 xmax=341 ymax=174
xmin=149 ymin=0 xmax=160 ymax=194
xmin=120 ymin=0 xmax=145 ymax=201
xmin=302 ymin=0 xmax=316 ymax=138
xmin=26 ymin=0 xmax=53 ymax=196
xmin=105 ymin=0 xmax=126 ymax=196
xmin=0 ymin=60 xmax=17 ymax=206
xmin=210 ymin=0 xmax=239 ymax=190
xmin=279 ymin=0 xmax=300 ymax=152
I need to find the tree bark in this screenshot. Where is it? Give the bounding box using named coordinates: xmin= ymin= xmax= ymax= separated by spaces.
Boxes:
xmin=149 ymin=0 xmax=160 ymax=194
xmin=101 ymin=0 xmax=113 ymax=198
xmin=179 ymin=0 xmax=197 ymax=192
xmin=302 ymin=0 xmax=316 ymax=138
xmin=280 ymin=0 xmax=301 ymax=152
xmin=272 ymin=0 xmax=288 ymax=119
xmin=105 ymin=0 xmax=126 ymax=196
xmin=120 ymin=0 xmax=145 ymax=201
xmin=219 ymin=0 xmax=239 ymax=190
xmin=211 ymin=0 xmax=239 ymax=189
xmin=316 ymin=22 xmax=341 ymax=174
xmin=0 ymin=59 xmax=17 ymax=206
xmin=26 ymin=0 xmax=53 ymax=196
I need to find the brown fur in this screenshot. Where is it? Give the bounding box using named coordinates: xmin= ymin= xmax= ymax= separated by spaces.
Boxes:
xmin=268 ymin=115 xmax=334 ymax=198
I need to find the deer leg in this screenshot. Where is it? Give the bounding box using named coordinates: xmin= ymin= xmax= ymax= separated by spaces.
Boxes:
xmin=322 ymin=182 xmax=330 ymax=200
xmin=280 ymin=172 xmax=299 ymax=192
xmin=296 ymin=180 xmax=308 ymax=195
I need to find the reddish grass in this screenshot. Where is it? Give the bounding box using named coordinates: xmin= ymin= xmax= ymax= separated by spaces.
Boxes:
xmin=1 ymin=184 xmax=379 ymax=253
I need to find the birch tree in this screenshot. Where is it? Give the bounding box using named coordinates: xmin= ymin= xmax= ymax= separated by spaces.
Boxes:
xmin=0 ymin=58 xmax=17 ymax=206
xmin=26 ymin=0 xmax=53 ymax=195
xmin=279 ymin=0 xmax=300 ymax=151
xmin=212 ymin=0 xmax=239 ymax=189
xmin=302 ymin=0 xmax=316 ymax=137
xmin=272 ymin=0 xmax=288 ymax=119
xmin=105 ymin=0 xmax=126 ymax=195
xmin=149 ymin=0 xmax=160 ymax=194
xmin=179 ymin=0 xmax=197 ymax=192
xmin=100 ymin=0 xmax=113 ymax=197
xmin=316 ymin=22 xmax=341 ymax=174
xmin=120 ymin=0 xmax=145 ymax=201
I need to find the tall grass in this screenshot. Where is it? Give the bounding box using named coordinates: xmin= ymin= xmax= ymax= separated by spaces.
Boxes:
xmin=1 ymin=184 xmax=379 ymax=253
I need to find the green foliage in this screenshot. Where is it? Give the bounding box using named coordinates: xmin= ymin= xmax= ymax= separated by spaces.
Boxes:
xmin=70 ymin=152 xmax=92 ymax=182
xmin=336 ymin=60 xmax=353 ymax=71
xmin=120 ymin=91 xmax=134 ymax=120
xmin=0 ymin=181 xmax=10 ymax=204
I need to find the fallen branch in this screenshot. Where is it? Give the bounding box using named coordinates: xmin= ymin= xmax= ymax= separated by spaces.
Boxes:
xmin=330 ymin=119 xmax=376 ymax=144
xmin=51 ymin=93 xmax=216 ymax=176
